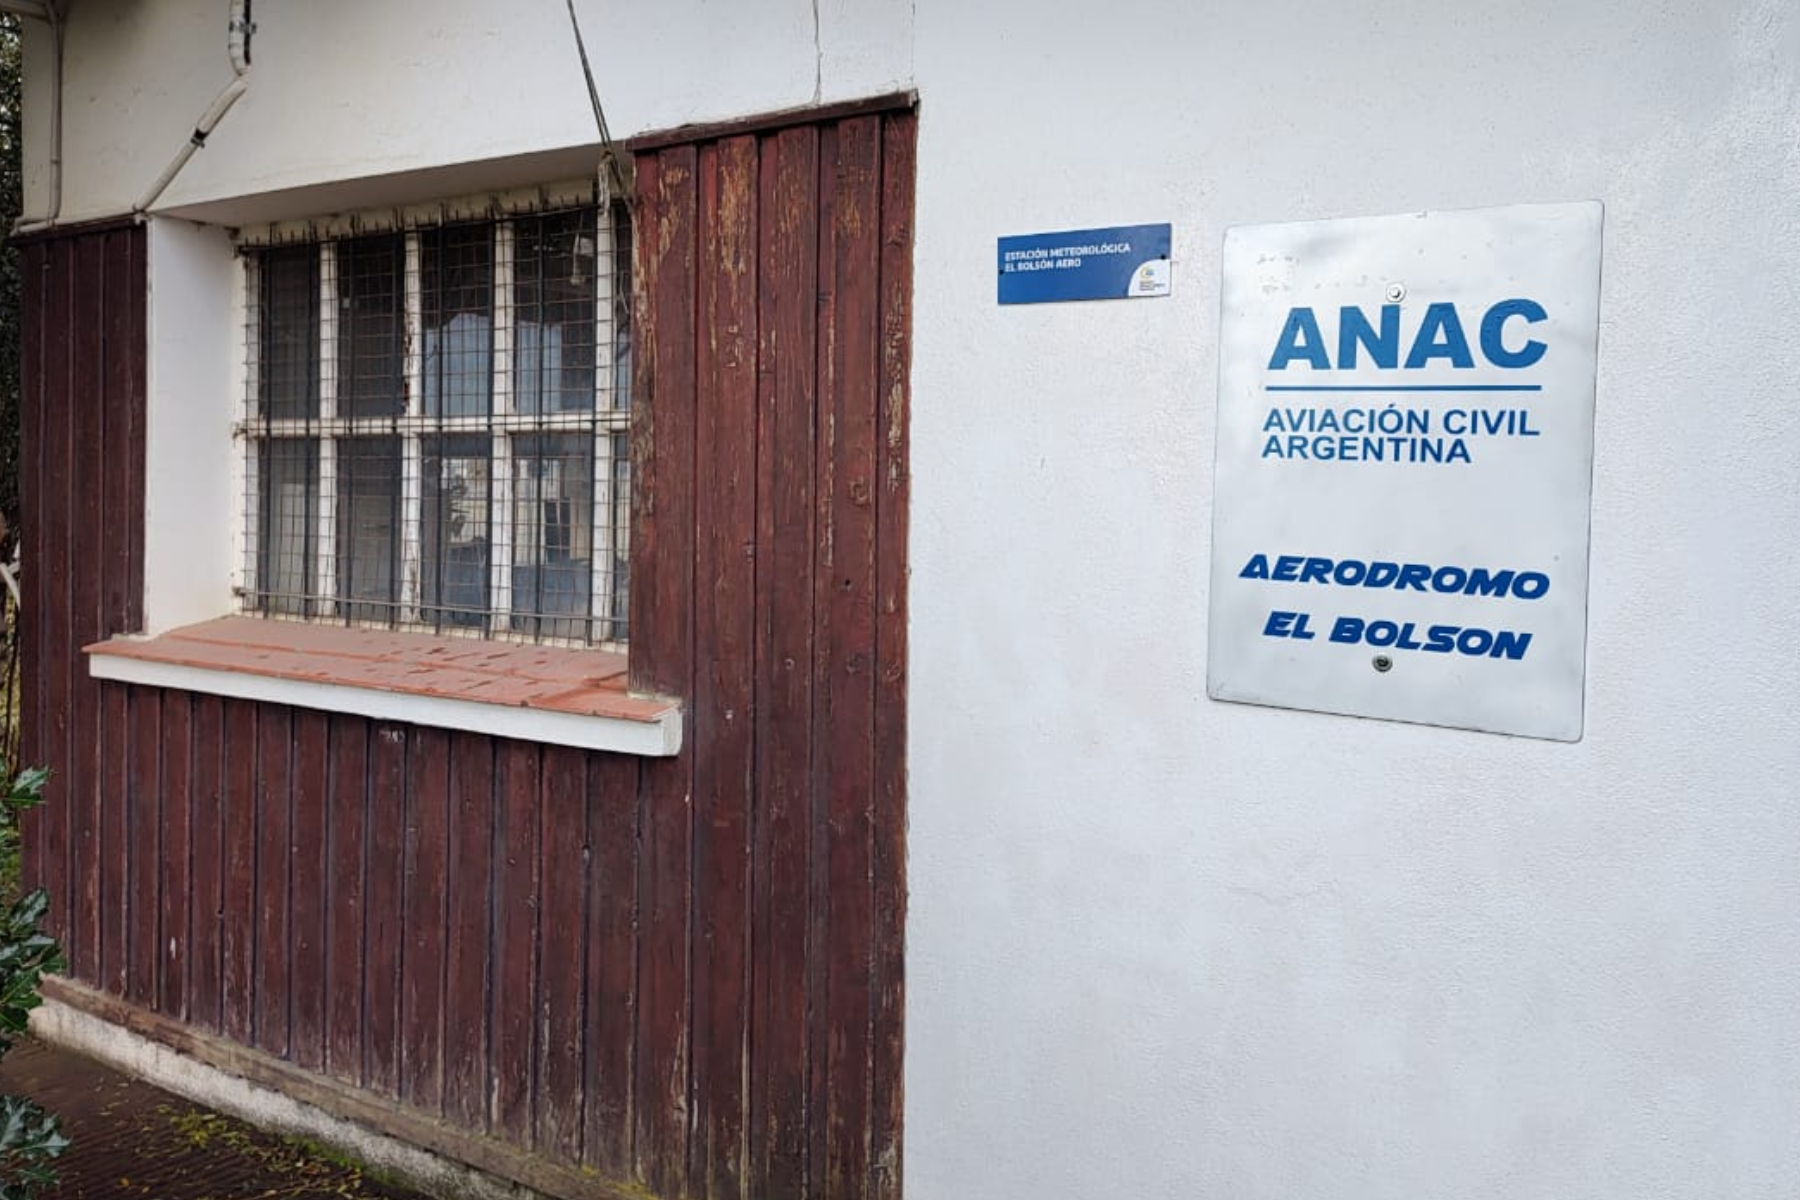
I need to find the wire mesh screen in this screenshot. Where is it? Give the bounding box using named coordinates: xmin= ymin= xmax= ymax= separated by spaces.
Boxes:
xmin=240 ymin=201 xmax=632 ymax=646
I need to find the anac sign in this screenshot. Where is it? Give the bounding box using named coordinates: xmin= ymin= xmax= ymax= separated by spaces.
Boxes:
xmin=1207 ymin=202 xmax=1604 ymax=741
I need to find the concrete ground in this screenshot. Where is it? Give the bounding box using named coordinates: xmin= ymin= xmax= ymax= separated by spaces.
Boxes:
xmin=0 ymin=1038 xmax=428 ymax=1200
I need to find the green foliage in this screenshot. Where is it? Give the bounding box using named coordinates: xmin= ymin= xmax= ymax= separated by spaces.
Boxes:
xmin=0 ymin=1095 xmax=65 ymax=1200
xmin=0 ymin=886 xmax=58 ymax=1053
xmin=0 ymin=765 xmax=59 ymax=1051
xmin=0 ymin=765 xmax=64 ymax=1199
xmin=0 ymin=766 xmax=45 ymax=907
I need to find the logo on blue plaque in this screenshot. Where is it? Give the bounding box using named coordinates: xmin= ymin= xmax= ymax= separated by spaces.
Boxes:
xmin=998 ymin=223 xmax=1173 ymax=305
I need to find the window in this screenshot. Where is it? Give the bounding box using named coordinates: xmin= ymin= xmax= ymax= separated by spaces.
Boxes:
xmin=239 ymin=197 xmax=632 ymax=646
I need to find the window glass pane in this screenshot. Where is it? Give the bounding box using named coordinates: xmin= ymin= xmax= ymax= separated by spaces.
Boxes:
xmin=423 ymin=435 xmax=490 ymax=630
xmin=608 ymin=429 xmax=630 ymax=641
xmin=336 ymin=436 xmax=401 ymax=622
xmin=258 ymin=247 xmax=317 ymax=420
xmin=422 ymin=226 xmax=494 ymax=418
xmin=257 ymin=439 xmax=316 ymax=613
xmin=338 ymin=235 xmax=405 ymax=419
xmin=510 ymin=433 xmax=592 ymax=640
xmin=514 ymin=211 xmax=596 ymax=416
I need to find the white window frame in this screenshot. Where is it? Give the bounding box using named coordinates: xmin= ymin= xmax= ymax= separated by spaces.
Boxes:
xmin=107 ymin=177 xmax=678 ymax=757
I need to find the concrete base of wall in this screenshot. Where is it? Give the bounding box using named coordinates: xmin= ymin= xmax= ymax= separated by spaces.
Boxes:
xmin=30 ymin=996 xmax=531 ymax=1200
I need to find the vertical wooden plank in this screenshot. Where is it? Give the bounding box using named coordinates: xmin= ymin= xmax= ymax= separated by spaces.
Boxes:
xmin=869 ymin=110 xmax=916 ymax=1200
xmin=804 ymin=119 xmax=844 ymax=1200
xmin=751 ymin=121 xmax=821 ymax=1200
xmin=255 ymin=705 xmax=293 ymax=1057
xmin=64 ymin=236 xmax=86 ymax=973
xmin=100 ymin=227 xmax=141 ymax=636
xmin=401 ymin=725 xmax=450 ymax=1115
xmin=627 ymin=147 xmax=695 ymax=699
xmin=77 ymin=237 xmax=112 ymax=993
xmin=324 ymin=715 xmax=369 ymax=1085
xmin=157 ymin=686 xmax=194 ymax=1019
xmin=491 ymin=740 xmax=541 ymax=1144
xmin=221 ymin=699 xmax=259 ymax=1043
xmin=443 ymin=731 xmax=494 ymax=1134
xmin=630 ymin=144 xmax=700 ymax=697
xmin=637 ymin=755 xmax=692 ymax=1195
xmin=71 ymin=236 xmax=107 ymax=992
xmin=583 ymin=753 xmax=640 ymax=1177
xmin=289 ymin=710 xmax=331 ymax=1072
xmin=633 ymin=142 xmax=699 ymax=1198
xmin=17 ymin=242 xmax=46 ymax=901
xmin=627 ymin=153 xmax=663 ymax=696
xmin=72 ymin=234 xmax=106 ymax=635
xmin=123 ymin=226 xmax=149 ymax=631
xmin=365 ymin=722 xmax=408 ymax=1097
xmin=535 ymin=744 xmax=589 ymax=1162
xmin=127 ymin=686 xmax=163 ymax=1007
xmin=188 ymin=695 xmax=227 ymax=1031
xmin=28 ymin=239 xmax=76 ymax=971
xmin=691 ymin=132 xmax=760 ymax=1200
xmin=809 ymin=114 xmax=883 ymax=1200
xmin=89 ymin=230 xmax=153 ymax=1006
xmin=98 ymin=682 xmax=128 ymax=995
xmin=38 ymin=242 xmax=80 ymax=979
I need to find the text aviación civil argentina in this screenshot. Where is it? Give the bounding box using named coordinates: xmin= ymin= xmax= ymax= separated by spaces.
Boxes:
xmin=1260 ymin=298 xmax=1551 ymax=463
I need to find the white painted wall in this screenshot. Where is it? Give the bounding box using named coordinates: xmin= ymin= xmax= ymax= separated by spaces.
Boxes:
xmin=905 ymin=3 xmax=1800 ymax=1199
xmin=20 ymin=0 xmax=913 ymax=225
xmin=143 ymin=218 xmax=237 ymax=633
xmin=20 ymin=2 xmax=1800 ymax=1199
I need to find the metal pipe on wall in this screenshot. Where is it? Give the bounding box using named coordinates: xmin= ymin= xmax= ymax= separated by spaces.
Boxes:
xmin=134 ymin=0 xmax=253 ymax=216
xmin=8 ymin=0 xmax=64 ymax=236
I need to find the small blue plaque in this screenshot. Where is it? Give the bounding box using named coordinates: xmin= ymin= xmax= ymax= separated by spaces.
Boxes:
xmin=997 ymin=223 xmax=1173 ymax=305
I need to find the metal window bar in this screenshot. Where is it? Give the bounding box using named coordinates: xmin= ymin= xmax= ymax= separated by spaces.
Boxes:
xmin=400 ymin=231 xmax=425 ymax=622
xmin=238 ymin=194 xmax=630 ymax=647
xmin=489 ymin=222 xmax=516 ymax=632
xmin=241 ymin=252 xmax=261 ymax=602
xmin=315 ymin=242 xmax=338 ymax=617
xmin=591 ymin=200 xmax=625 ymax=644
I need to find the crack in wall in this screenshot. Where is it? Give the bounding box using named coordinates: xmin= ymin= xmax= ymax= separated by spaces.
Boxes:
xmin=811 ymin=0 xmax=822 ymax=103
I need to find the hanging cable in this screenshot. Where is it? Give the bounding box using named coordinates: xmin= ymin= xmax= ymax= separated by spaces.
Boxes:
xmin=563 ymin=0 xmax=631 ymax=208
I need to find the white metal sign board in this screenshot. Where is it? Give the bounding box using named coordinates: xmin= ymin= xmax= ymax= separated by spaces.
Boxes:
xmin=1207 ymin=202 xmax=1603 ymax=740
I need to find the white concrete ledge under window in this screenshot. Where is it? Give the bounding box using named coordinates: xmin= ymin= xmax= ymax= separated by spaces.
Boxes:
xmin=85 ymin=617 xmax=682 ymax=757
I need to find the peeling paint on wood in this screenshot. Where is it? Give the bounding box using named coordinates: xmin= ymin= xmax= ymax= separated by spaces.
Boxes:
xmin=21 ymin=100 xmax=914 ymax=1200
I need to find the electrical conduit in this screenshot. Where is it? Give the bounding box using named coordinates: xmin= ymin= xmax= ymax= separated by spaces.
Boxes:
xmin=134 ymin=0 xmax=253 ymax=215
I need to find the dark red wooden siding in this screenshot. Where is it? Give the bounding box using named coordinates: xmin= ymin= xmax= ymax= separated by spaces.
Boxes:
xmin=20 ymin=105 xmax=913 ymax=1200
xmin=17 ymin=224 xmax=146 ymax=997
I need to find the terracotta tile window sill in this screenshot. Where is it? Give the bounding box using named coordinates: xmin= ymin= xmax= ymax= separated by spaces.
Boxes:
xmin=84 ymin=617 xmax=682 ymax=757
